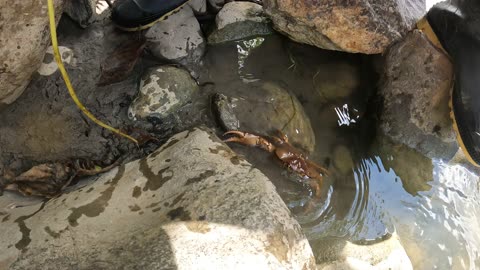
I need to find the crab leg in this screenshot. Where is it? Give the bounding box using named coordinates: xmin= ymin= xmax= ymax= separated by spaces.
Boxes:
xmin=224 ymin=131 xmax=276 ymax=152
xmin=306 ymin=160 xmax=329 ymax=176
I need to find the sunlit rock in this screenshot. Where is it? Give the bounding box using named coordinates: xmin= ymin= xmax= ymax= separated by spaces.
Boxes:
xmin=0 ymin=0 xmax=65 ymax=105
xmin=314 ymin=233 xmax=413 ymax=270
xmin=146 ymin=6 xmax=206 ymax=67
xmin=263 ymin=0 xmax=425 ymax=54
xmin=128 ymin=66 xmax=199 ymax=121
xmin=37 ymin=46 xmax=75 ymax=76
xmin=208 ymin=2 xmax=273 ymax=44
xmin=0 ymin=128 xmax=316 ymax=270
xmin=379 ymin=30 xmax=457 ymax=159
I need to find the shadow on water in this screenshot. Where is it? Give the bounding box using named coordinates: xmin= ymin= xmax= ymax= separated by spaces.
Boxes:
xmin=199 ymin=34 xmax=480 ymax=269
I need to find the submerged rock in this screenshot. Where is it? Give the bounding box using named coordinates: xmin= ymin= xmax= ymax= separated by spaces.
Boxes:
xmin=0 ymin=0 xmax=65 ymax=105
xmin=312 ymin=62 xmax=360 ymax=101
xmin=128 ymin=66 xmax=199 ymax=121
xmin=332 ymin=145 xmax=354 ymax=176
xmin=146 ymin=6 xmax=206 ymax=66
xmin=208 ymin=2 xmax=273 ymax=44
xmin=213 ymin=82 xmax=316 ymax=153
xmin=314 ymin=233 xmax=413 ymax=270
xmin=380 ymin=30 xmax=458 ymax=159
xmin=372 ymin=134 xmax=433 ymax=196
xmin=263 ymin=0 xmax=425 ymax=54
xmin=0 ymin=128 xmax=316 ymax=270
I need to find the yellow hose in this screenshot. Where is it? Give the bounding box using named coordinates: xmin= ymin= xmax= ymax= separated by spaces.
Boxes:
xmin=47 ymin=0 xmax=138 ymax=145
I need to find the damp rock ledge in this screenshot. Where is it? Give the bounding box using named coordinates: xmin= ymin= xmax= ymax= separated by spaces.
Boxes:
xmin=0 ymin=127 xmax=316 ymax=270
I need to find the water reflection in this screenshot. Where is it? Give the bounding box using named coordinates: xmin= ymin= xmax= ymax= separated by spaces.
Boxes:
xmin=351 ymin=154 xmax=480 ymax=269
xmin=200 ymin=33 xmax=479 ymax=269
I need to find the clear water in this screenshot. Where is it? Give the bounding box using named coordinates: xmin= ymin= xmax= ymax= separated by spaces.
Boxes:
xmin=198 ymin=34 xmax=480 ymax=269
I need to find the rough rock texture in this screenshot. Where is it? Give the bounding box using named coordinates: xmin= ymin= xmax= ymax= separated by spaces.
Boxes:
xmin=146 ymin=6 xmax=206 ymax=66
xmin=263 ymin=0 xmax=425 ymax=54
xmin=208 ymin=1 xmax=273 ymax=44
xmin=188 ymin=0 xmax=207 ymax=15
xmin=128 ymin=66 xmax=199 ymax=121
xmin=0 ymin=128 xmax=316 ymax=270
xmin=379 ymin=30 xmax=458 ymax=159
xmin=212 ymin=93 xmax=240 ymax=131
xmin=314 ymin=233 xmax=413 ymax=270
xmin=207 ymin=0 xmax=225 ymax=12
xmin=64 ymin=0 xmax=96 ymax=27
xmin=0 ymin=0 xmax=65 ymax=105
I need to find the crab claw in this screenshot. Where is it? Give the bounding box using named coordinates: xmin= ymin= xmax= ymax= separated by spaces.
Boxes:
xmin=224 ymin=131 xmax=275 ymax=152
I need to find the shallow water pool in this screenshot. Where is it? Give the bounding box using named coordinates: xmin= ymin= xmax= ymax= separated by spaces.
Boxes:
xmin=198 ymin=33 xmax=480 ymax=269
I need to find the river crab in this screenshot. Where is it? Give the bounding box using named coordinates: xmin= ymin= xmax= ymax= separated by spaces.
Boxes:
xmin=224 ymin=130 xmax=328 ymax=197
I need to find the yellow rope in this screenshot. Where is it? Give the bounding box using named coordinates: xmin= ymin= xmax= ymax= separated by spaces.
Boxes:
xmin=47 ymin=0 xmax=138 ymax=145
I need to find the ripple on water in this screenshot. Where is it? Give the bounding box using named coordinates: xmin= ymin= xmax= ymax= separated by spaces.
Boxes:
xmin=353 ymin=156 xmax=480 ymax=270
xmin=201 ymin=33 xmax=479 ymax=269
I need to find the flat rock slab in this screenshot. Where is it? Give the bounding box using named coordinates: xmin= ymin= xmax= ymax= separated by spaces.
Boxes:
xmin=0 ymin=128 xmax=316 ymax=270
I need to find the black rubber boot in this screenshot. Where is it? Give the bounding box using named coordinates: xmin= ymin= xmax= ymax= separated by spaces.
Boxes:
xmin=111 ymin=0 xmax=190 ymax=31
xmin=427 ymin=2 xmax=480 ymax=166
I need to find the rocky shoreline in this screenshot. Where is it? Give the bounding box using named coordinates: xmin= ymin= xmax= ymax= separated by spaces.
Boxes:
xmin=0 ymin=0 xmax=477 ymax=269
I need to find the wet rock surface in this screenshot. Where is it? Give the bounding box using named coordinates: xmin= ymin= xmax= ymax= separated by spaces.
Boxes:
xmin=379 ymin=30 xmax=458 ymax=159
xmin=213 ymin=82 xmax=316 ymax=153
xmin=0 ymin=18 xmax=142 ymax=168
xmin=128 ymin=66 xmax=199 ymax=121
xmin=0 ymin=0 xmax=65 ymax=105
xmin=64 ymin=0 xmax=96 ymax=28
xmin=208 ymin=1 xmax=273 ymax=44
xmin=0 ymin=128 xmax=316 ymax=270
xmin=146 ymin=6 xmax=206 ymax=66
xmin=263 ymin=0 xmax=425 ymax=54
xmin=372 ymin=134 xmax=433 ymax=196
xmin=314 ymin=233 xmax=413 ymax=270
xmin=212 ymin=93 xmax=240 ymax=131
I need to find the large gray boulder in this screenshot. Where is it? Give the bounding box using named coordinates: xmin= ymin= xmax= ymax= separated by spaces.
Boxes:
xmin=0 ymin=0 xmax=65 ymax=105
xmin=263 ymin=0 xmax=425 ymax=54
xmin=0 ymin=128 xmax=316 ymax=269
xmin=379 ymin=30 xmax=458 ymax=159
